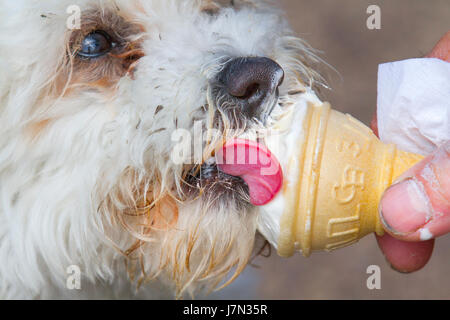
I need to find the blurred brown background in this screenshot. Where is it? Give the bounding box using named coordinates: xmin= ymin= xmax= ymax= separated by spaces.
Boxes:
xmin=211 ymin=0 xmax=450 ymax=299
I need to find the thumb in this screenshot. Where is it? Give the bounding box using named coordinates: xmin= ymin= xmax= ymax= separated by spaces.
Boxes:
xmin=379 ymin=141 xmax=450 ymax=241
xmin=426 ymin=31 xmax=450 ymax=61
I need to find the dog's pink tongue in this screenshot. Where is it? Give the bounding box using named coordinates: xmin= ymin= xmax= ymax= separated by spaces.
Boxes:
xmin=216 ymin=139 xmax=283 ymax=206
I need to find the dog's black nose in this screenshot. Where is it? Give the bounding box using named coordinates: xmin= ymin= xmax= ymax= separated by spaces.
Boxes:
xmin=218 ymin=57 xmax=284 ymax=120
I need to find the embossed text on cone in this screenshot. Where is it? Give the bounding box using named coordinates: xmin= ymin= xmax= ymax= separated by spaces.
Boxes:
xmin=277 ymin=103 xmax=424 ymax=257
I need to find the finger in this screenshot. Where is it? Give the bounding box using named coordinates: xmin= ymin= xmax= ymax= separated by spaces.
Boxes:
xmin=370 ymin=113 xmax=379 ymax=137
xmin=372 ymin=102 xmax=435 ymax=272
xmin=426 ymin=31 xmax=450 ymax=62
xmin=379 ymin=142 xmax=450 ymax=241
xmin=375 ymin=233 xmax=434 ymax=273
xmin=373 ymin=31 xmax=449 ymax=270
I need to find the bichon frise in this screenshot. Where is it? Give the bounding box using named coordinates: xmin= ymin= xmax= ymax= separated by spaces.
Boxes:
xmin=0 ymin=0 xmax=324 ymax=299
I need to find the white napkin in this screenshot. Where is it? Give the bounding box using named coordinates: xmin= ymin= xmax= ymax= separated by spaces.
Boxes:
xmin=377 ymin=58 xmax=450 ymax=155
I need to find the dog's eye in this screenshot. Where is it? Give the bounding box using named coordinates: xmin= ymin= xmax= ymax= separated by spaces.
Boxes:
xmin=77 ymin=31 xmax=116 ymax=58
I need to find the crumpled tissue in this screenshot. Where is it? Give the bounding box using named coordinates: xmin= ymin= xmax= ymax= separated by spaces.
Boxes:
xmin=377 ymin=58 xmax=450 ymax=155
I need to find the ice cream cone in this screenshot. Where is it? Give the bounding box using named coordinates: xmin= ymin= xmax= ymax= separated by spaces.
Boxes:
xmin=277 ymin=102 xmax=424 ymax=257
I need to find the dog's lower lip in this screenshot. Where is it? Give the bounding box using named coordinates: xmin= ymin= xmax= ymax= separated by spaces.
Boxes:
xmin=197 ymin=163 xmax=218 ymax=179
xmin=186 ymin=162 xmax=245 ymax=185
xmin=184 ymin=163 xmax=250 ymax=204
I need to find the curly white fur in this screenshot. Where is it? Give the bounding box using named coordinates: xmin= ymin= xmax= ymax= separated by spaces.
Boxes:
xmin=0 ymin=0 xmax=324 ymax=299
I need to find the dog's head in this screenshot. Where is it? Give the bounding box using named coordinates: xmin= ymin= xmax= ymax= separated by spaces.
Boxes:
xmin=0 ymin=0 xmax=324 ymax=297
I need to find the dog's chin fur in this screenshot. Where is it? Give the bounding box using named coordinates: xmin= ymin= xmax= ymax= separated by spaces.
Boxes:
xmin=0 ymin=0 xmax=324 ymax=299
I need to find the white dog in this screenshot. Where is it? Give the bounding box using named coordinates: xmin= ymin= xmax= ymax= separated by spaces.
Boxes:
xmin=0 ymin=0 xmax=324 ymax=299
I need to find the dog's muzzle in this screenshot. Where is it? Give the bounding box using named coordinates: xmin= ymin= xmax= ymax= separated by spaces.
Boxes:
xmin=187 ymin=57 xmax=285 ymax=205
xmin=215 ymin=57 xmax=284 ymax=122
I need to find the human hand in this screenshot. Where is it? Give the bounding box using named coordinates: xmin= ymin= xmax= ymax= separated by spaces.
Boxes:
xmin=371 ymin=31 xmax=450 ymax=273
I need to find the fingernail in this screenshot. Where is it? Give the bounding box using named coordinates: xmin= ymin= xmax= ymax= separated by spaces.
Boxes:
xmin=379 ymin=178 xmax=432 ymax=235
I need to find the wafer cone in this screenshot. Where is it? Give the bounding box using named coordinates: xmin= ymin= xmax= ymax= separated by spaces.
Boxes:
xmin=277 ymin=103 xmax=424 ymax=257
